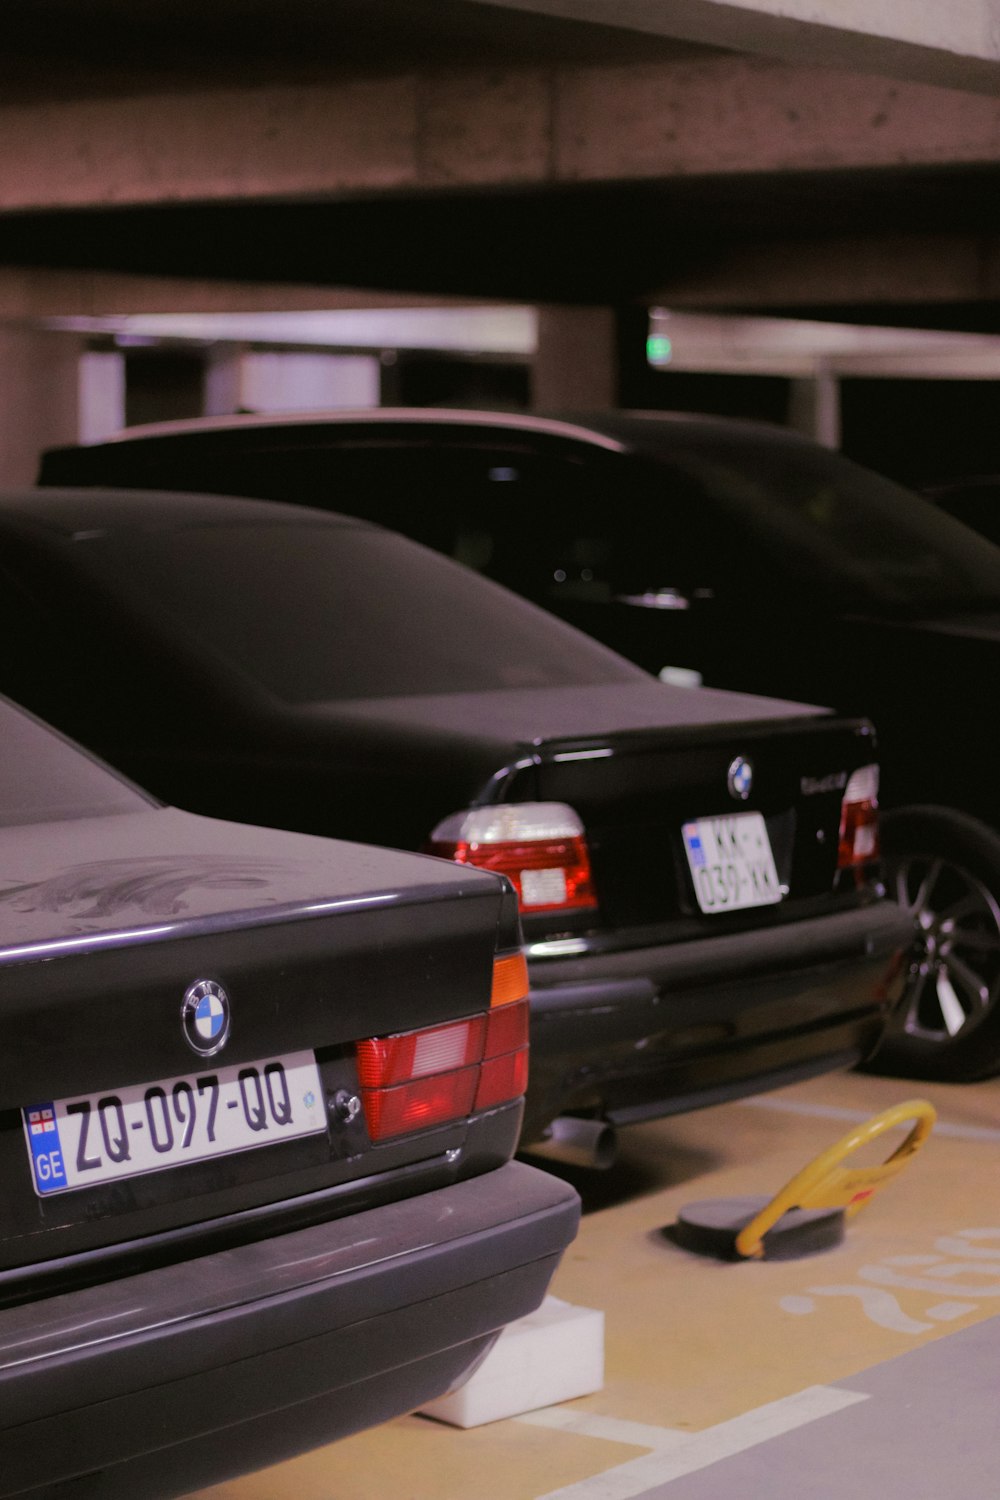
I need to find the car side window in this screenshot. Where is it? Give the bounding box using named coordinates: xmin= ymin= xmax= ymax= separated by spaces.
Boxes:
xmin=521 ymin=456 xmax=736 ymax=610
xmin=79 ymin=435 xmax=745 ymax=609
xmin=302 ymin=442 xmax=733 ymax=610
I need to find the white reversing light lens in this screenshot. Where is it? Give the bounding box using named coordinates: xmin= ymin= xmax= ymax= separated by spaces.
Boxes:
xmin=520 ymin=868 xmax=568 ymax=907
xmin=431 ymin=803 xmax=585 ymax=845
xmin=843 ymin=765 xmax=879 ymax=804
xmin=428 ymin=802 xmax=597 ymax=912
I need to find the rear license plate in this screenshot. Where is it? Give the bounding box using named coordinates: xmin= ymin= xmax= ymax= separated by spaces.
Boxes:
xmin=682 ymin=812 xmax=782 ymax=914
xmin=22 ymin=1050 xmax=326 ymax=1197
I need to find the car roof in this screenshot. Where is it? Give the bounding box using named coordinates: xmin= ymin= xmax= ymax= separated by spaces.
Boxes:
xmin=5 ymin=486 xmax=368 ymax=538
xmin=67 ymin=406 xmax=811 ymax=457
xmin=90 ymin=408 xmax=630 ymax=451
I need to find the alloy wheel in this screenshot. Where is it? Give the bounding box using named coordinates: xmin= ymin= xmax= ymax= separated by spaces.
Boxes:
xmin=891 ymin=852 xmax=1000 ymax=1046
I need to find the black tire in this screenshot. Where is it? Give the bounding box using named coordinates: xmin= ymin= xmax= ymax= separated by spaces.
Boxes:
xmin=864 ymin=805 xmax=1000 ymax=1082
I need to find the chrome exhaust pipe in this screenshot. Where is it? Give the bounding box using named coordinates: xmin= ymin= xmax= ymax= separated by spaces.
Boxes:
xmin=524 ymin=1115 xmax=618 ymax=1171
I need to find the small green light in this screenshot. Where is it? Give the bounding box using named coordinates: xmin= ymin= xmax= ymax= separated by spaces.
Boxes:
xmin=646 ymin=333 xmax=673 ymax=364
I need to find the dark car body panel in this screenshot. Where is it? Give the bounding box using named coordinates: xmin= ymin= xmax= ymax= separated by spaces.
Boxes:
xmin=1 ymin=487 xmax=908 ymax=1141
xmin=924 ymin=476 xmax=1000 ymax=546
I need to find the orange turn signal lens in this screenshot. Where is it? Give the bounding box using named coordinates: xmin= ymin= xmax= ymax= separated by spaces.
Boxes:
xmin=491 ymin=951 xmax=529 ymax=1007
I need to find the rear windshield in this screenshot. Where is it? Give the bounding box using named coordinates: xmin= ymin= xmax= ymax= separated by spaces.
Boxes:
xmin=72 ymin=521 xmax=645 ymax=704
xmin=0 ymin=698 xmax=152 ymax=827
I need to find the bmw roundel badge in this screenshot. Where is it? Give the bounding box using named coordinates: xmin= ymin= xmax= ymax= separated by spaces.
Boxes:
xmin=727 ymin=756 xmax=753 ymax=802
xmin=181 ymin=979 xmax=231 ymax=1057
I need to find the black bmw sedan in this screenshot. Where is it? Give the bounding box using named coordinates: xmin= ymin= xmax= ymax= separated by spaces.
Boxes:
xmin=0 ymin=487 xmax=908 ymax=1150
xmin=0 ymin=694 xmax=579 ymax=1497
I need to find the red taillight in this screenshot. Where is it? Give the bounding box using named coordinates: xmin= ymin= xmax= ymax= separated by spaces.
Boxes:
xmin=360 ymin=1067 xmax=480 ymax=1141
xmin=484 ymin=994 xmax=530 ymax=1055
xmin=476 ymin=998 xmax=530 ymax=1110
xmin=356 ymin=953 xmax=531 ymax=1142
xmin=427 ymin=803 xmax=596 ymax=913
xmin=476 ymin=1049 xmax=530 ymax=1111
xmin=838 ymin=764 xmax=880 ymax=870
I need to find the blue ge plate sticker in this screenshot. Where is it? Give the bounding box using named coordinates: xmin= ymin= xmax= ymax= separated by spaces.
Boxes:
xmin=23 ymin=1104 xmax=69 ymax=1194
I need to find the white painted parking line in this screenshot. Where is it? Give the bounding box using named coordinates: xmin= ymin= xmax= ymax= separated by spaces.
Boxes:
xmin=523 ymin=1385 xmax=868 ymax=1499
xmin=516 ymin=1409 xmax=695 ymax=1452
xmin=744 ymin=1095 xmax=1000 ymax=1143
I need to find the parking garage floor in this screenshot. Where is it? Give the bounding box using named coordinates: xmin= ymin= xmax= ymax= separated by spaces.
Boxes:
xmin=192 ymin=1067 xmax=1000 ymax=1499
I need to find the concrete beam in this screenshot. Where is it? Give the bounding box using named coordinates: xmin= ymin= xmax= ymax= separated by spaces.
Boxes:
xmin=655 ymin=232 xmax=1000 ymax=309
xmin=554 ymin=60 xmax=1000 ymax=182
xmin=0 ymin=72 xmax=548 ymax=210
xmin=647 ymin=308 xmax=1000 ymax=376
xmin=465 ymin=0 xmax=1000 ymax=95
xmin=0 ymin=266 xmax=505 ymax=318
xmin=3 ymin=56 xmax=1000 ymax=212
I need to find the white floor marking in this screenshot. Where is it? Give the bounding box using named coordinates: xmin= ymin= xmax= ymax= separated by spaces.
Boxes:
xmin=776 ymin=1229 xmax=1000 ymax=1335
xmin=780 ymin=1294 xmax=818 ymax=1314
xmin=936 ymin=1229 xmax=1000 ymax=1258
xmin=525 ymin=1385 xmax=868 ymax=1499
xmin=743 ymin=1095 xmax=1000 ymax=1144
xmin=884 ymin=1254 xmax=943 ymax=1266
xmin=862 ymin=1261 xmax=1000 ymax=1295
xmin=779 ymin=1285 xmax=934 ymax=1334
xmin=517 ymin=1409 xmax=695 ymax=1452
xmin=927 ymin=1301 xmax=978 ymax=1320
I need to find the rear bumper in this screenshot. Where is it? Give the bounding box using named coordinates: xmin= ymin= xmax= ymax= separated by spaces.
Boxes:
xmin=523 ymin=901 xmax=911 ymax=1140
xmin=0 ymin=1162 xmax=579 ymax=1499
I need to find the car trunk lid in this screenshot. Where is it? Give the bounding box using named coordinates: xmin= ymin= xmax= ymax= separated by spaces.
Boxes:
xmin=333 ymin=682 xmax=878 ymax=946
xmin=0 ymin=809 xmax=520 ymax=1288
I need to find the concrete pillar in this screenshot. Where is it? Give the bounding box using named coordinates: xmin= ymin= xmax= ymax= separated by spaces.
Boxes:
xmin=0 ymin=327 xmax=83 ymax=485
xmin=787 ymin=369 xmax=842 ymax=448
xmin=79 ymin=350 xmax=126 ymax=442
xmin=239 ymin=352 xmax=381 ymax=412
xmin=532 ymin=305 xmax=618 ymax=410
xmin=204 ymin=343 xmax=246 ymax=417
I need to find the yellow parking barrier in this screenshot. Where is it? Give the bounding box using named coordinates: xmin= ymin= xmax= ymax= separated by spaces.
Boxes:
xmin=672 ymin=1099 xmax=937 ymax=1261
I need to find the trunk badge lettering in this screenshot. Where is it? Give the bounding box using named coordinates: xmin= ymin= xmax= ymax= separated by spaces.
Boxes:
xmin=182 ymin=979 xmax=231 ymax=1057
xmin=728 ymin=757 xmax=753 ymax=801
xmin=801 ymin=772 xmax=848 ymax=796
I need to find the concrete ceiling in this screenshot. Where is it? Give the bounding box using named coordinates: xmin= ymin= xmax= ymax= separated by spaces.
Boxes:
xmin=1 ymin=0 xmax=711 ymax=94
xmin=3 ymin=0 xmax=1000 ymax=329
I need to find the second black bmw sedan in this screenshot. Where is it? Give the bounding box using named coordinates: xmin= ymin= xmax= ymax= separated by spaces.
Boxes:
xmin=0 ymin=487 xmax=908 ymax=1148
xmin=44 ymin=409 xmax=1000 ymax=1085
xmin=0 ymin=694 xmax=579 ymax=1498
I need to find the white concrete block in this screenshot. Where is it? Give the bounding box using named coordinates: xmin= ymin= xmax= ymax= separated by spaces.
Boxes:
xmin=419 ymin=1296 xmax=604 ymax=1429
